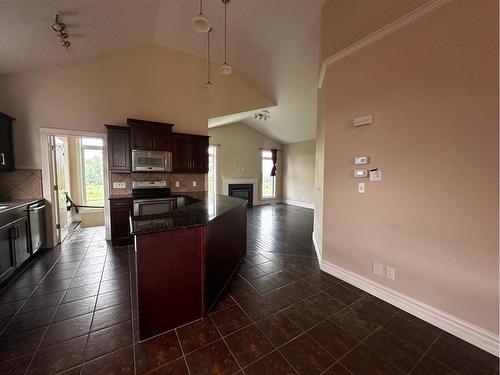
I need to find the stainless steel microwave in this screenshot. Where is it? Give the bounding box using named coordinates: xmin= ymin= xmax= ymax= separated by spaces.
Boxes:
xmin=132 ymin=150 xmax=172 ymax=172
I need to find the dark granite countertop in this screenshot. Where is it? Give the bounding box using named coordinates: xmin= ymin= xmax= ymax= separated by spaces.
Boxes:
xmin=130 ymin=193 xmax=246 ymax=235
xmin=109 ymin=194 xmax=132 ymax=200
xmin=0 ymin=199 xmax=45 ymax=215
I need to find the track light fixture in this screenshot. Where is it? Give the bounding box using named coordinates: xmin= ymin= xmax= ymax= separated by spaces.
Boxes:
xmin=254 ymin=110 xmax=271 ymax=121
xmin=51 ymin=13 xmax=71 ymax=48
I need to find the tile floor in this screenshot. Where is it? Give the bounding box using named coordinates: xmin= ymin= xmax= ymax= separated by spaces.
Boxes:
xmin=0 ymin=204 xmax=498 ymax=374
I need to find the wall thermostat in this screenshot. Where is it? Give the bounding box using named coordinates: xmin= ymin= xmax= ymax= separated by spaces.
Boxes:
xmin=354 ymin=169 xmax=368 ymax=178
xmin=355 ymin=156 xmax=369 ymax=165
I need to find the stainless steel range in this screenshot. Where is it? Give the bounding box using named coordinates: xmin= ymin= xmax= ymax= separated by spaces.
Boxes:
xmin=132 ymin=181 xmax=177 ymax=216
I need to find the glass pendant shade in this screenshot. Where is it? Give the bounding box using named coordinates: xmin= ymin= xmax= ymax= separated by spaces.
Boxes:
xmin=192 ymin=15 xmax=211 ymax=33
xmin=219 ymin=63 xmax=232 ymax=75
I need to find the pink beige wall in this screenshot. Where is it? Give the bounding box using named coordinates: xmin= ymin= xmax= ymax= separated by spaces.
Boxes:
xmin=321 ymin=0 xmax=498 ymax=334
xmin=0 ymin=43 xmax=273 ymax=169
xmin=283 ymin=140 xmax=316 ymax=205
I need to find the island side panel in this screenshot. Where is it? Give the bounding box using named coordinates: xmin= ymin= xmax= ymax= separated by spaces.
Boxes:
xmin=205 ymin=203 xmax=247 ymax=311
xmin=135 ymin=226 xmax=205 ymax=341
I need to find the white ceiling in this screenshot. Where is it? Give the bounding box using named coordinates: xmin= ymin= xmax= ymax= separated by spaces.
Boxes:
xmin=0 ymin=0 xmax=323 ymax=144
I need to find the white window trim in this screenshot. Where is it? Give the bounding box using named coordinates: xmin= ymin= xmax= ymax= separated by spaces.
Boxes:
xmin=208 ymin=145 xmax=218 ymax=197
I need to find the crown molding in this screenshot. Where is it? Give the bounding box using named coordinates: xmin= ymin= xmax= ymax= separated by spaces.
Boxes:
xmin=318 ymin=0 xmax=454 ymax=88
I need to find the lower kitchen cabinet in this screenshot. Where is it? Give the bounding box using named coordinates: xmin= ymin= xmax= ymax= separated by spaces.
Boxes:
xmin=110 ymin=198 xmax=134 ymax=245
xmin=0 ymin=216 xmax=30 ymax=283
xmin=0 ymin=222 xmax=15 ymax=283
xmin=12 ymin=217 xmax=30 ymax=266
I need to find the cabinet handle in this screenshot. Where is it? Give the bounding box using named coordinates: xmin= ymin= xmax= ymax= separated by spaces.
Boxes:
xmin=0 ymin=153 xmax=5 ymax=166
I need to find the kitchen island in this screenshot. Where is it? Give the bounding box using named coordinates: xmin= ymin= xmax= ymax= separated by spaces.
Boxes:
xmin=130 ymin=193 xmax=247 ymax=340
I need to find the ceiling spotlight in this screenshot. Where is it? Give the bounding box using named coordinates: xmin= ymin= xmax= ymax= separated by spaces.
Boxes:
xmin=254 ymin=110 xmax=271 ymax=121
xmin=192 ymin=0 xmax=212 ymax=33
xmin=51 ymin=13 xmax=71 ymax=48
xmin=219 ymin=0 xmax=232 ymax=75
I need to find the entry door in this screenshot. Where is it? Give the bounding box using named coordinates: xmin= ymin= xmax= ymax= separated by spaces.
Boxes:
xmin=51 ymin=136 xmax=69 ymax=243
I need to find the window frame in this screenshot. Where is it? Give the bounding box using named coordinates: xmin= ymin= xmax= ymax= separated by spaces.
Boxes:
xmin=80 ymin=138 xmax=105 ymax=210
xmin=261 ymin=150 xmax=276 ymax=199
xmin=208 ymin=145 xmax=218 ymax=197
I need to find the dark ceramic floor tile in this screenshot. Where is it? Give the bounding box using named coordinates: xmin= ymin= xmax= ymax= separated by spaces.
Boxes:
xmin=246 ymin=254 xmax=270 ymax=266
xmin=31 ymin=279 xmax=72 ymax=296
xmin=210 ymin=305 xmax=252 ymax=336
xmin=135 ymin=330 xmax=182 ymax=374
xmin=268 ymin=270 xmax=298 ymax=286
xmin=427 ymin=333 xmax=498 ymax=375
xmin=282 ymin=301 xmax=326 ymax=331
xmin=257 ymin=261 xmax=285 ymax=274
xmin=91 ymin=302 xmax=131 ymax=332
xmin=263 ymin=285 xmax=301 ymax=310
xmin=238 ymin=261 xmax=266 ymax=280
xmin=280 ymin=334 xmax=335 ymax=375
xmin=227 ymin=276 xmax=260 ymax=302
xmin=0 ymin=299 xmax=26 ymax=320
xmin=44 ymin=269 xmax=77 ymax=282
xmin=285 ymin=264 xmax=317 ymax=278
xmin=364 ymin=327 xmax=423 ymax=373
xmin=99 ymin=277 xmax=129 ymax=294
xmin=147 ymin=358 xmax=189 ymax=374
xmin=243 ymin=350 xmax=297 ymax=375
xmin=185 ymin=339 xmax=240 ymax=375
xmin=81 ymin=346 xmax=134 ymax=375
xmin=383 ymin=311 xmax=441 ymax=351
xmin=322 ymin=363 xmax=352 ymax=375
xmin=307 ymin=320 xmax=358 ymax=359
xmin=85 ymin=320 xmax=133 ymax=361
xmin=3 ymin=305 xmax=56 ymax=336
xmin=350 ymin=295 xmax=397 ymax=324
xmin=225 ymin=324 xmax=274 ymax=367
xmin=176 ymin=318 xmax=221 ymax=354
xmin=305 ymin=292 xmax=345 ymax=317
xmin=0 ymin=353 xmax=33 ymax=374
xmin=41 ymin=313 xmax=93 ymax=347
xmin=330 ymin=307 xmax=379 ymax=340
xmin=0 ymin=286 xmax=35 ymax=304
xmin=410 ymin=355 xmax=459 ymax=375
xmin=95 ymin=289 xmax=130 ymax=310
xmin=341 ymin=344 xmax=403 ymax=375
xmin=63 ymin=283 xmax=100 ymax=303
xmin=58 ymin=365 xmax=83 ymax=374
xmin=303 ymin=272 xmax=341 ymax=290
xmin=324 ymin=284 xmax=364 ymax=306
xmin=248 ymin=275 xmax=281 ymax=293
xmin=239 ymin=294 xmax=280 ymax=321
xmin=287 ymin=280 xmax=319 ymax=299
xmin=28 ymin=335 xmax=87 ymax=375
xmin=256 ymin=311 xmax=302 ymax=347
xmin=209 ymin=291 xmax=235 ymax=313
xmin=53 ymin=296 xmax=97 ymax=323
xmin=0 ymin=326 xmax=46 ymax=362
xmin=69 ymin=274 xmax=103 ymax=289
xmin=19 ymin=291 xmax=65 ymax=314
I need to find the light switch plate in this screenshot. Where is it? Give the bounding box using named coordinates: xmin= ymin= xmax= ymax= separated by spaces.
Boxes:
xmin=192 ymin=181 xmax=197 ymax=187
xmin=354 ymin=169 xmax=368 ymax=178
xmin=112 ymin=182 xmax=126 ymax=189
xmin=175 ymin=181 xmax=180 ymax=188
xmin=373 ymin=262 xmax=385 ymax=277
xmin=355 ymin=156 xmax=369 ymax=165
xmin=358 ymin=182 xmax=365 ymax=193
xmin=386 ymin=266 xmax=396 ymax=280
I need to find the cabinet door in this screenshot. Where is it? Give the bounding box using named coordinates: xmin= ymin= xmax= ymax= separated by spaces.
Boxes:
xmin=172 ymin=134 xmax=191 ymax=172
xmin=131 ymin=124 xmax=152 ymax=150
xmin=110 ymin=199 xmax=133 ymax=245
xmin=151 ymin=125 xmax=172 ymax=151
xmin=0 ymin=223 xmax=15 ymax=283
xmin=0 ymin=116 xmax=14 ymax=171
xmin=13 ymin=217 xmax=30 ymax=267
xmin=107 ymin=126 xmax=130 ymax=173
xmin=193 ymin=136 xmax=209 ymax=173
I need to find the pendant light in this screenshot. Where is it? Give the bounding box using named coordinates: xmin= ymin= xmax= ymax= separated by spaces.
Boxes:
xmin=192 ymin=0 xmax=212 ymax=33
xmin=219 ymin=0 xmax=232 ymax=75
xmin=205 ymin=27 xmax=213 ymax=88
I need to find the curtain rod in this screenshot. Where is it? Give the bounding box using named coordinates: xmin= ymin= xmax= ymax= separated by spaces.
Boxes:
xmin=210 ymin=143 xmax=221 ymax=146
xmin=259 ymin=147 xmax=283 ymax=151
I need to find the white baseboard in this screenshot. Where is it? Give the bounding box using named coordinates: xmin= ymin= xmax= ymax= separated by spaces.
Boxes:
xmin=283 ymin=200 xmax=315 ymax=209
xmin=312 ymin=231 xmax=321 ymax=262
xmin=320 ymin=259 xmax=499 ymax=356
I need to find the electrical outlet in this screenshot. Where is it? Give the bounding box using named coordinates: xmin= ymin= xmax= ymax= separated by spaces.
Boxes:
xmin=358 ymin=182 xmax=365 ymax=193
xmin=386 ymin=266 xmax=396 ymax=280
xmin=112 ymin=182 xmax=126 ymax=189
xmin=175 ymin=181 xmax=180 ymax=188
xmin=373 ymin=261 xmax=385 ymax=277
xmin=192 ymin=181 xmax=197 ymax=187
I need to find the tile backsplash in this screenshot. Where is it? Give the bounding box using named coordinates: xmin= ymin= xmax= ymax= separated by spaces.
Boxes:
xmin=0 ymin=169 xmax=43 ymax=201
xmin=110 ymin=173 xmax=206 ymax=196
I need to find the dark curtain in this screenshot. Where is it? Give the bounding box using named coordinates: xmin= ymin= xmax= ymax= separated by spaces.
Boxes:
xmin=270 ymin=149 xmax=278 ymax=176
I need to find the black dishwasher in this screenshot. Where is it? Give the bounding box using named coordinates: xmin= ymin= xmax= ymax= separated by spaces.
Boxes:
xmin=28 ymin=201 xmax=46 ymax=254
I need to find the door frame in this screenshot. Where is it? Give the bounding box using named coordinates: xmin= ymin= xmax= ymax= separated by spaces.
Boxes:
xmin=39 ymin=127 xmax=111 ymax=247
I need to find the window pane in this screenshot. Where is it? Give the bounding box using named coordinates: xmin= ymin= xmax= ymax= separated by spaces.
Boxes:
xmin=83 ymin=148 xmax=104 ymax=206
xmin=262 ymin=150 xmax=272 ymax=159
xmin=208 ymin=146 xmax=216 ymax=196
xmin=82 ymin=138 xmax=103 ymax=147
xmin=262 ymin=157 xmax=275 ymax=198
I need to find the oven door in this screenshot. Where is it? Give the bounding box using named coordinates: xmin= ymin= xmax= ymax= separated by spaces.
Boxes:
xmin=133 ymin=198 xmax=177 ymax=216
xmin=132 ymin=150 xmax=172 ymax=172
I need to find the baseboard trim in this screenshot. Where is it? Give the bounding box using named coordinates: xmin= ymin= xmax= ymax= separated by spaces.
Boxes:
xmin=283 ymin=200 xmax=315 ymax=209
xmin=320 ymin=259 xmax=499 ymax=356
xmin=312 ymin=231 xmax=321 ymax=262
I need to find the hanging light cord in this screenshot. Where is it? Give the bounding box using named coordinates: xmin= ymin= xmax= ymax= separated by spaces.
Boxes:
xmin=199 ymin=0 xmax=203 ymax=15
xmin=207 ymin=28 xmax=212 ymax=84
xmin=224 ymin=1 xmax=227 ymax=64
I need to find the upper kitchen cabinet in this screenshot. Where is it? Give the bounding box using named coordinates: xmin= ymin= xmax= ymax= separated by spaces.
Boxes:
xmin=172 ymin=133 xmax=209 ymax=174
xmin=128 ymin=118 xmax=174 ymax=151
xmin=106 ymin=125 xmax=130 ymax=173
xmin=0 ymin=113 xmax=15 ymax=171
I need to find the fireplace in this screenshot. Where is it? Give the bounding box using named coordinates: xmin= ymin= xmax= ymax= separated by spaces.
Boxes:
xmin=228 ymin=184 xmax=254 ymax=207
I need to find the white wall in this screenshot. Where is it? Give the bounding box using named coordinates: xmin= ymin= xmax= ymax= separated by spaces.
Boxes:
xmin=283 ymin=140 xmax=316 ymax=207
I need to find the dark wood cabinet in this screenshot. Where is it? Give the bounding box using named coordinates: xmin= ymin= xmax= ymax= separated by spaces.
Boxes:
xmin=128 ymin=118 xmax=173 ymax=151
xmin=110 ymin=198 xmax=133 ymax=245
xmin=0 ymin=223 xmax=15 ymax=284
xmin=0 ymin=213 xmax=30 ymax=284
xmin=106 ymin=125 xmax=130 ymax=173
xmin=12 ymin=217 xmax=29 ymax=267
xmin=0 ymin=113 xmax=15 ymax=171
xmin=172 ymin=133 xmax=209 ymax=173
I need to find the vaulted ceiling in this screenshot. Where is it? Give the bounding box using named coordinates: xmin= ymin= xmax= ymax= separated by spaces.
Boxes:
xmin=0 ymin=0 xmax=323 ymax=143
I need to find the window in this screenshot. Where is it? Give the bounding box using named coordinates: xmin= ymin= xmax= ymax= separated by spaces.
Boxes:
xmin=208 ymin=145 xmax=217 ymax=197
xmin=261 ymin=150 xmax=276 ymax=199
xmin=81 ymin=138 xmax=104 ymax=208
